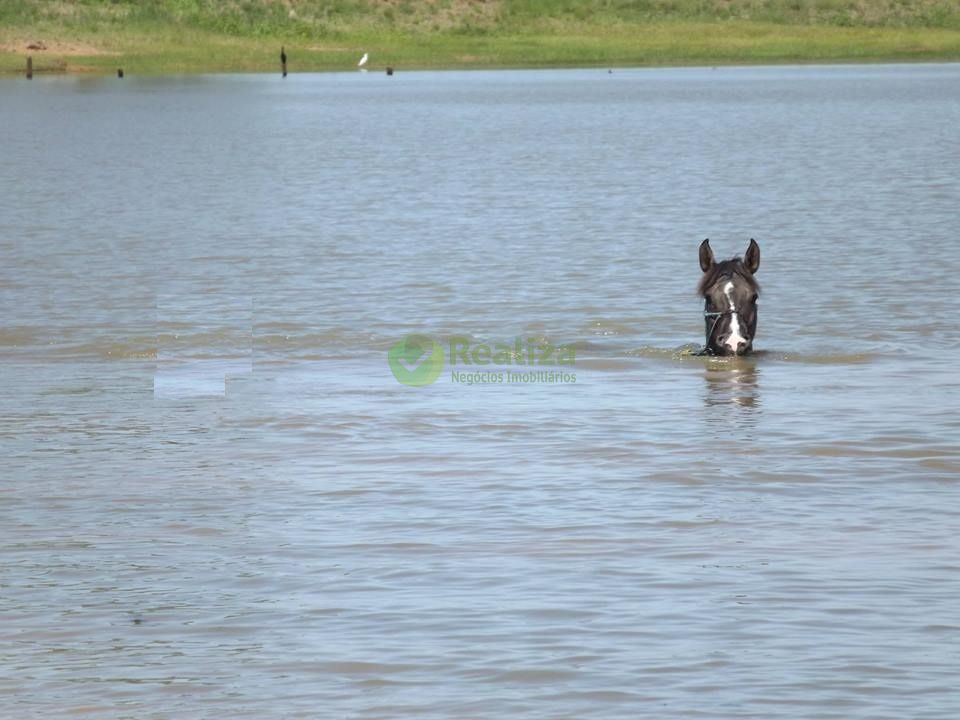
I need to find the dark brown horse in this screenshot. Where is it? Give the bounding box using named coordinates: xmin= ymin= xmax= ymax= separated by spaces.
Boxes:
xmin=697 ymin=239 xmax=761 ymax=356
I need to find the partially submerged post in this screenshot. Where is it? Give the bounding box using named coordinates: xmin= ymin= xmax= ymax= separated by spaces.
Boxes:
xmin=26 ymin=56 xmax=32 ymax=79
xmin=117 ymin=68 xmax=124 ymax=79
xmin=280 ymin=46 xmax=287 ymax=77
xmin=386 ymin=66 xmax=394 ymax=76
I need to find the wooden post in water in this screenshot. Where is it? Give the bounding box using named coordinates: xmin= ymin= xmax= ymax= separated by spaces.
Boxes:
xmin=26 ymin=56 xmax=33 ymax=79
xmin=117 ymin=68 xmax=124 ymax=79
xmin=386 ymin=67 xmax=394 ymax=76
xmin=280 ymin=46 xmax=287 ymax=78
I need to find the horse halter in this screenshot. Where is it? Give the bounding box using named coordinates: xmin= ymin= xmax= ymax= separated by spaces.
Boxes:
xmin=701 ymin=280 xmax=747 ymax=355
xmin=702 ymin=307 xmax=733 ymax=354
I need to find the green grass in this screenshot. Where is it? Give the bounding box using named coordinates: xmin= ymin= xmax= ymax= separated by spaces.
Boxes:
xmin=2 ymin=0 xmax=960 ymax=75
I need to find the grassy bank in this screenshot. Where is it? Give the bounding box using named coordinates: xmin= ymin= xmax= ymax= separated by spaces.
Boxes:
xmin=2 ymin=0 xmax=960 ymax=75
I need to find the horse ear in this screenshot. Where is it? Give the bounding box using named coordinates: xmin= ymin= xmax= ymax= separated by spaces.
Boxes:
xmin=699 ymin=239 xmax=714 ymax=272
xmin=744 ymin=238 xmax=760 ymax=274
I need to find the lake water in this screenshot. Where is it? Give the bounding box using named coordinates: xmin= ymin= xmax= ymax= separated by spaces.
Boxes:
xmin=1 ymin=64 xmax=958 ymax=718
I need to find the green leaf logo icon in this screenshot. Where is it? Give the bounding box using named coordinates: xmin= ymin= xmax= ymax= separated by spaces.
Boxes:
xmin=387 ymin=335 xmax=445 ymax=386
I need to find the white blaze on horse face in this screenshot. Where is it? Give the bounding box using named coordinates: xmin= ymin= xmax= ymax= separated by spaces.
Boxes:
xmin=723 ymin=281 xmax=746 ymax=352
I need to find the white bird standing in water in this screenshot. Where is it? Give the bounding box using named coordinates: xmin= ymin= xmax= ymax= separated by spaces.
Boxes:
xmin=358 ymin=52 xmax=368 ymax=68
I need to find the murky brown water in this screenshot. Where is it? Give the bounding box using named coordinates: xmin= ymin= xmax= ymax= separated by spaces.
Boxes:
xmin=2 ymin=65 xmax=959 ymax=718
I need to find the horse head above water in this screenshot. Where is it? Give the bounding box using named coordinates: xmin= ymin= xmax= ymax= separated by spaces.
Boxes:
xmin=697 ymin=238 xmax=761 ymax=356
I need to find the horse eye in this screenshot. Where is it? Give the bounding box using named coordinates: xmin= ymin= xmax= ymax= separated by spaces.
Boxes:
xmin=751 ymin=294 xmax=759 ymax=303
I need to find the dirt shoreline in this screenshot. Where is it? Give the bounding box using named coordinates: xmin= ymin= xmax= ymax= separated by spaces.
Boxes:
xmin=0 ymin=39 xmax=119 ymax=74
xmin=3 ymin=31 xmax=960 ymax=77
xmin=1 ymin=39 xmax=118 ymax=56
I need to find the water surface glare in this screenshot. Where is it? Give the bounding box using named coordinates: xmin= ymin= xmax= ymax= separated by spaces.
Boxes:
xmin=1 ymin=65 xmax=959 ymax=719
